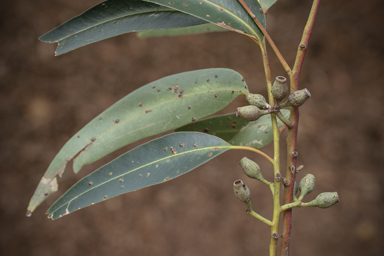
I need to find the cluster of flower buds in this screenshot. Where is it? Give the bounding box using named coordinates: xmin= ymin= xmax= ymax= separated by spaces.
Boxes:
xmin=295 ymin=173 xmax=339 ymax=209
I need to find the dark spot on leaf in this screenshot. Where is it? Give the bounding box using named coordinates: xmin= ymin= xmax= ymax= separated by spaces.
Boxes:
xmin=146 ymin=173 xmax=150 ymax=177
xmin=207 ymin=79 xmax=210 ymax=82
xmin=163 ymin=147 xmax=168 ymax=151
xmin=139 ymin=174 xmax=142 ymax=177
xmin=227 ymin=117 xmax=231 ymax=121
xmin=169 ymin=1 xmax=174 ymax=4
xmin=265 ymin=130 xmax=269 ymax=134
xmin=203 ymin=128 xmax=209 ymax=133
xmin=77 ymin=135 xmax=80 ymax=138
xmin=114 ymin=119 xmax=120 ymax=123
xmin=145 ymin=110 xmax=151 ymax=113
xmin=120 ymin=185 xmax=124 ymax=189
xmin=191 ymin=117 xmax=196 ymax=122
xmin=212 ymin=147 xmax=219 ymax=150
xmin=215 ymin=74 xmax=218 ymax=78
xmin=183 ymin=3 xmax=188 ymax=6
xmin=178 ymin=94 xmax=183 ymax=98
xmin=139 ymin=103 xmax=143 ymax=107
xmin=232 ymin=91 xmax=234 ymax=94
xmin=245 ymin=85 xmax=248 ymax=89
xmin=168 ymin=87 xmax=172 ymax=90
xmin=152 ymin=86 xmax=156 ymax=89
xmin=218 ymin=7 xmax=223 ymax=11
xmin=188 ymin=106 xmax=191 ymax=110
xmin=103 ymin=196 xmax=107 ymax=200
xmin=242 ymin=78 xmax=245 ymax=82
xmin=179 ymin=90 xmax=184 ymax=94
xmin=119 ymin=179 xmax=124 ymax=183
xmin=89 ymin=182 xmax=93 ymax=186
xmin=170 ymin=147 xmax=177 ymax=154
xmin=44 ymin=192 xmax=48 ymax=196
xmin=233 ymin=120 xmax=237 ymax=124
xmin=214 ymin=93 xmax=218 ymax=98
xmin=232 ymin=124 xmax=236 ymax=128
xmin=177 ymin=170 xmax=180 ymax=173
xmin=208 ymin=152 xmax=213 ymax=157
xmin=91 ymin=137 xmax=96 ymax=142
xmin=164 ymin=177 xmax=169 ymax=181
xmin=179 ymin=143 xmax=184 ymax=147
xmin=157 ymin=89 xmax=160 ymax=92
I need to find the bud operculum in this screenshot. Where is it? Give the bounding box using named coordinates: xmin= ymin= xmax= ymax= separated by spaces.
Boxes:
xmin=282 ymin=88 xmax=311 ymax=108
xmin=233 ymin=179 xmax=251 ymax=203
xmin=271 ymin=76 xmax=288 ymax=102
xmin=305 ymin=192 xmax=340 ymax=208
xmin=239 ymin=157 xmax=267 ymax=183
xmin=236 ymin=105 xmax=269 ymax=121
xmin=246 ymin=93 xmax=270 ymax=109
xmin=298 ymin=174 xmax=315 ymax=200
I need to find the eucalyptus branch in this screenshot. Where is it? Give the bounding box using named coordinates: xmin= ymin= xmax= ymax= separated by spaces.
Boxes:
xmin=280 ymin=1 xmax=321 ymax=256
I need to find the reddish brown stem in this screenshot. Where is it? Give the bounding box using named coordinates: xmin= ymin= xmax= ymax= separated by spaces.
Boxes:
xmin=280 ymin=1 xmax=321 ymax=256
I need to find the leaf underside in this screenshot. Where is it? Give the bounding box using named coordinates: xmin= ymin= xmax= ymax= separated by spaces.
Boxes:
xmin=27 ymin=68 xmax=249 ymax=214
xmin=47 ymin=132 xmax=232 ymax=220
xmin=260 ymin=0 xmax=278 ymax=12
xmin=40 ymin=0 xmax=207 ymax=55
xmin=144 ymin=0 xmax=266 ymax=40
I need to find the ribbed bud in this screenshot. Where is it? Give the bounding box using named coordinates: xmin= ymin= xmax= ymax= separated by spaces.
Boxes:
xmin=246 ymin=94 xmax=270 ymax=109
xmin=233 ymin=179 xmax=251 ymax=203
xmin=239 ymin=157 xmax=265 ymax=182
xmin=284 ymin=88 xmax=311 ymax=107
xmin=306 ymin=192 xmax=340 ymax=208
xmin=299 ymin=174 xmax=315 ymax=199
xmin=271 ymin=76 xmax=288 ymax=101
xmin=236 ymin=105 xmax=269 ymax=121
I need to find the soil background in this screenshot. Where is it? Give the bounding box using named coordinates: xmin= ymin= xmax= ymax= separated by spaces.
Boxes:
xmin=1 ymin=0 xmax=383 ymax=255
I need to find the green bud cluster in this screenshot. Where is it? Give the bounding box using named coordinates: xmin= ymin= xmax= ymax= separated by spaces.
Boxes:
xmin=233 ymin=179 xmax=251 ymax=203
xmin=239 ymin=157 xmax=266 ymax=183
xmin=246 ymin=93 xmax=270 ymax=109
xmin=271 ymin=76 xmax=288 ymax=102
xmin=236 ymin=105 xmax=269 ymax=121
xmin=306 ymin=192 xmax=340 ymax=208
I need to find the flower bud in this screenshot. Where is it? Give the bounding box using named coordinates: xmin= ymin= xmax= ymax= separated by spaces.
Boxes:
xmin=236 ymin=105 xmax=269 ymax=121
xmin=233 ymin=179 xmax=251 ymax=203
xmin=298 ymin=174 xmax=315 ymax=199
xmin=239 ymin=157 xmax=265 ymax=182
xmin=283 ymin=88 xmax=311 ymax=107
xmin=306 ymin=192 xmax=340 ymax=208
xmin=246 ymin=93 xmax=270 ymax=109
xmin=271 ymin=76 xmax=288 ymax=101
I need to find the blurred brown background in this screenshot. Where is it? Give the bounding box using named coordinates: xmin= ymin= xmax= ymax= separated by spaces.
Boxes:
xmin=1 ymin=0 xmax=383 ymax=255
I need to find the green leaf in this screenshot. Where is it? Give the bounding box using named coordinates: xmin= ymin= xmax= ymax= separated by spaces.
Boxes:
xmin=40 ymin=0 xmax=207 ymax=55
xmin=259 ymin=0 xmax=278 ymax=12
xmin=27 ymin=68 xmax=249 ymax=215
xmin=47 ymin=132 xmax=232 ymax=220
xmin=138 ymin=23 xmax=227 ymax=39
xmin=175 ymin=113 xmax=249 ymax=141
xmin=229 ymin=109 xmax=290 ymax=148
xmin=144 ymin=0 xmax=266 ymax=41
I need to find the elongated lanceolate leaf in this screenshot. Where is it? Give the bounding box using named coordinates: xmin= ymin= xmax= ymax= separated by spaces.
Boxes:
xmin=47 ymin=132 xmax=232 ymax=220
xmin=144 ymin=0 xmax=266 ymax=41
xmin=40 ymin=0 xmax=207 ymax=55
xmin=138 ymin=23 xmax=227 ymax=39
xmin=27 ymin=68 xmax=249 ymax=215
xmin=175 ymin=113 xmax=249 ymax=141
xmin=259 ymin=0 xmax=278 ymax=12
xmin=229 ymin=109 xmax=290 ymax=148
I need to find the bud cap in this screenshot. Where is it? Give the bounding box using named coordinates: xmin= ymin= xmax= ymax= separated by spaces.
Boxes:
xmin=233 ymin=179 xmax=251 ymax=203
xmin=299 ymin=174 xmax=315 ymax=199
xmin=246 ymin=94 xmax=270 ymax=109
xmin=271 ymin=76 xmax=288 ymax=101
xmin=236 ymin=105 xmax=268 ymax=121
xmin=286 ymin=88 xmax=311 ymax=107
xmin=306 ymin=192 xmax=340 ymax=208
xmin=239 ymin=157 xmax=264 ymax=181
